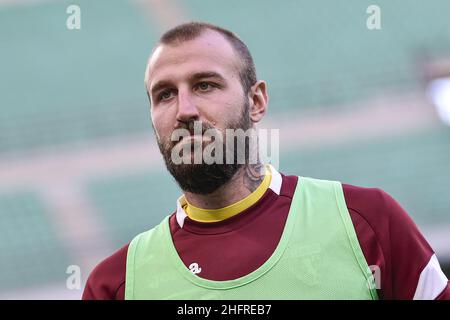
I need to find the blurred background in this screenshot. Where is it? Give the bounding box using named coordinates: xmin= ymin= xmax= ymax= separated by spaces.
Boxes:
xmin=1 ymin=0 xmax=450 ymax=299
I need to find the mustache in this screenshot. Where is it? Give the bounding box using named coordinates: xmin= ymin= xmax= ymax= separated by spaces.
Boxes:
xmin=168 ymin=120 xmax=217 ymax=148
xmin=174 ymin=120 xmax=214 ymax=135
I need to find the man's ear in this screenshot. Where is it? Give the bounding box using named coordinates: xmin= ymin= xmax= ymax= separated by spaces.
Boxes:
xmin=248 ymin=80 xmax=268 ymax=123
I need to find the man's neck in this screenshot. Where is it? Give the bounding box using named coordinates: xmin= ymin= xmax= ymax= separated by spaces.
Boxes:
xmin=183 ymin=163 xmax=265 ymax=210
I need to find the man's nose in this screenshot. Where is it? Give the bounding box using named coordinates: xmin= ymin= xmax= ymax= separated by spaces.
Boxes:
xmin=176 ymin=90 xmax=200 ymax=124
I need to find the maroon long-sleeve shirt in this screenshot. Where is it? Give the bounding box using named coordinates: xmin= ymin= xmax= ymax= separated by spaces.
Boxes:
xmin=83 ymin=170 xmax=450 ymax=300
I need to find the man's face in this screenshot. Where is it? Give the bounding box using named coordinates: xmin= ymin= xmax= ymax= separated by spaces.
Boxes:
xmin=145 ymin=30 xmax=253 ymax=194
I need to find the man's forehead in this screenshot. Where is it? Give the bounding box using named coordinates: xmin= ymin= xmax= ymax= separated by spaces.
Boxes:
xmin=145 ymin=30 xmax=241 ymax=85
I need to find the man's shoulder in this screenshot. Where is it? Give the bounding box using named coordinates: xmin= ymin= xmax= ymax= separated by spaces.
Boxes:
xmin=342 ymin=182 xmax=391 ymax=202
xmin=82 ymin=214 xmax=177 ymax=300
xmin=342 ymin=182 xmax=435 ymax=256
xmin=341 ymin=182 xmax=415 ymax=228
xmin=297 ymin=175 xmax=397 ymax=216
xmin=82 ymin=244 xmax=129 ymax=300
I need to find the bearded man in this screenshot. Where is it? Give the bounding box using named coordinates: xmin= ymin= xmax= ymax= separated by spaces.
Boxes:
xmin=83 ymin=22 xmax=449 ymax=300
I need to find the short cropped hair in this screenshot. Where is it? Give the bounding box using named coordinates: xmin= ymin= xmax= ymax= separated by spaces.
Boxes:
xmin=145 ymin=22 xmax=257 ymax=94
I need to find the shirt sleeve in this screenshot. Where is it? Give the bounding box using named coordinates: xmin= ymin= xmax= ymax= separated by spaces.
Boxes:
xmin=343 ymin=184 xmax=449 ymax=300
xmin=82 ymin=244 xmax=128 ymax=300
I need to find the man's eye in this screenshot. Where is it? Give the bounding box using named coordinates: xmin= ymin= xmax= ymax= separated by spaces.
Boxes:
xmin=159 ymin=90 xmax=174 ymax=101
xmin=196 ymin=82 xmax=213 ymax=92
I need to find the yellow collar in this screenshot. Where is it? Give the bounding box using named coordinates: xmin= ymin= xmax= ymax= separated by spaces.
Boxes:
xmin=183 ymin=165 xmax=272 ymax=223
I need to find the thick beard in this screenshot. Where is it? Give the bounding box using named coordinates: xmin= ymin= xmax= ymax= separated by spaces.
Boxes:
xmin=156 ymin=99 xmax=252 ymax=195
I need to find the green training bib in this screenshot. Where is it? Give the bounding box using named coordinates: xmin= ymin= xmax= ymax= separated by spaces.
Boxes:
xmin=125 ymin=176 xmax=378 ymax=300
